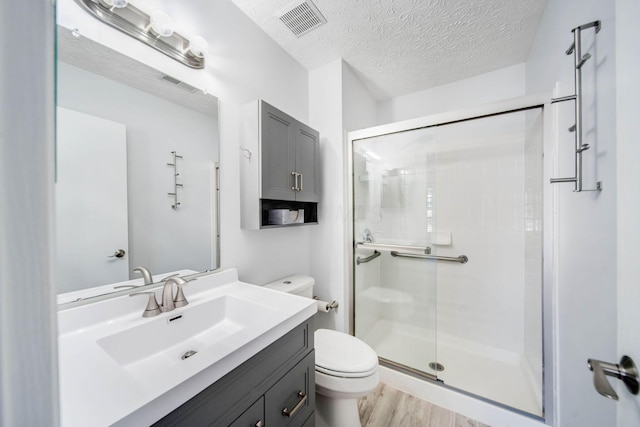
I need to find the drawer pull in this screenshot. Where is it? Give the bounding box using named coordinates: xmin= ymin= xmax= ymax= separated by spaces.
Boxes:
xmin=282 ymin=391 xmax=307 ymax=417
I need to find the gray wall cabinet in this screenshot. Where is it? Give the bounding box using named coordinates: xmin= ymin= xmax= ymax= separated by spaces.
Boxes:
xmin=241 ymin=99 xmax=319 ymax=229
xmin=153 ymin=318 xmax=315 ymax=427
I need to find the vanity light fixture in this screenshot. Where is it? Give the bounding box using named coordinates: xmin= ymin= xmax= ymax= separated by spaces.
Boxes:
xmin=187 ymin=35 xmax=209 ymax=58
xmin=73 ymin=0 xmax=206 ymax=69
xmin=149 ymin=10 xmax=174 ymax=37
xmin=103 ymin=0 xmax=128 ymax=8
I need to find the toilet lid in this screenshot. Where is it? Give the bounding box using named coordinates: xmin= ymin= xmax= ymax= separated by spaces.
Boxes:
xmin=314 ymin=329 xmax=378 ymax=378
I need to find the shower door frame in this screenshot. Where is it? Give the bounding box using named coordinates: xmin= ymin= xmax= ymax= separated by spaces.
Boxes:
xmin=346 ymin=93 xmax=557 ymax=423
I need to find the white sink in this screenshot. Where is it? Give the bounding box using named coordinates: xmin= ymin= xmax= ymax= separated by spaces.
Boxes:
xmin=98 ymin=295 xmax=274 ymax=369
xmin=57 ymin=268 xmax=316 ymax=427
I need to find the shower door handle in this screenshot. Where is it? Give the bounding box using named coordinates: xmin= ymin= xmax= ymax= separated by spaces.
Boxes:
xmin=587 ymin=355 xmax=639 ymax=400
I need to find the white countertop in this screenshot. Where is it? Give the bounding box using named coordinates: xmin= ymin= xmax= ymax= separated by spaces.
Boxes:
xmin=57 ymin=268 xmax=317 ymax=426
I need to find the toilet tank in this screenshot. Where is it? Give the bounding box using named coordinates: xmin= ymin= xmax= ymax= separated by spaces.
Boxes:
xmin=263 ymin=275 xmax=314 ymax=298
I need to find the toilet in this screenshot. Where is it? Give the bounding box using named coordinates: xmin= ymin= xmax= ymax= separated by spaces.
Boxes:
xmin=264 ymin=275 xmax=379 ymax=427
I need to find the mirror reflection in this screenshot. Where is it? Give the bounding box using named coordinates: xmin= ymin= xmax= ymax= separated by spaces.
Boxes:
xmin=56 ymin=26 xmax=219 ymax=301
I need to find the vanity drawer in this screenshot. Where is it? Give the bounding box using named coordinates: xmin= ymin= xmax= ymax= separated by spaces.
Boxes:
xmin=265 ymin=351 xmax=315 ymax=427
xmin=153 ymin=318 xmax=314 ymax=427
xmin=229 ymin=397 xmax=264 ymax=427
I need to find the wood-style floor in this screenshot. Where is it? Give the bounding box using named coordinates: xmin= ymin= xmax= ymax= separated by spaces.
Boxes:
xmin=358 ymin=383 xmax=491 ymax=427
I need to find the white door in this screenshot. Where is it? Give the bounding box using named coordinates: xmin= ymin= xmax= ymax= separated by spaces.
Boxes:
xmin=616 ymin=0 xmax=640 ymax=425
xmin=55 ymin=107 xmax=129 ymax=293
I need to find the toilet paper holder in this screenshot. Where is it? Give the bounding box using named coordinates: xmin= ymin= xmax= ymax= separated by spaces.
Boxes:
xmin=313 ymin=296 xmax=339 ymax=311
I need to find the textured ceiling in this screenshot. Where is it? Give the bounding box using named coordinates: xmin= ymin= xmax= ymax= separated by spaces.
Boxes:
xmin=230 ymin=0 xmax=547 ymax=100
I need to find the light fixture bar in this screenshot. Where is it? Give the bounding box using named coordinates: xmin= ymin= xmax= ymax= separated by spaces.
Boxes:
xmin=73 ymin=0 xmax=205 ymax=69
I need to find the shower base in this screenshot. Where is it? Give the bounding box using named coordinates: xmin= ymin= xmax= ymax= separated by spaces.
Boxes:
xmin=362 ymin=319 xmax=542 ymax=417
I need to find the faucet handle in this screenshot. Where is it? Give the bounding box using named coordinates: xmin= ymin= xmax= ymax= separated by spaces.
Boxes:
xmin=173 ymin=278 xmax=192 ymax=308
xmin=130 ymin=291 xmax=162 ymax=318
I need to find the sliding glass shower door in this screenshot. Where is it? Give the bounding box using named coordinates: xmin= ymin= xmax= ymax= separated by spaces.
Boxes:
xmin=352 ymin=108 xmax=544 ymax=417
xmin=353 ymin=126 xmax=440 ymax=376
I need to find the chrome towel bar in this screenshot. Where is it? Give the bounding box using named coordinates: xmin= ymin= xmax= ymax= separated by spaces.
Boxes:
xmin=390 ymin=251 xmax=468 ymax=264
xmin=356 ymin=250 xmax=381 ymax=265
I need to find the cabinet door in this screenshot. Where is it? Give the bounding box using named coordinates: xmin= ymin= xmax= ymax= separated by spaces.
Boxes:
xmin=294 ymin=122 xmax=319 ymax=203
xmin=229 ymin=397 xmax=264 ymax=427
xmin=261 ymin=101 xmax=296 ymax=201
xmin=265 ymin=351 xmax=315 ymax=427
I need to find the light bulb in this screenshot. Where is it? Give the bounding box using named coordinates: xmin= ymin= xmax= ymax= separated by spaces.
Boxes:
xmin=150 ymin=11 xmax=174 ymax=37
xmin=188 ymin=35 xmax=208 ymax=58
xmin=103 ymin=0 xmax=128 ymax=8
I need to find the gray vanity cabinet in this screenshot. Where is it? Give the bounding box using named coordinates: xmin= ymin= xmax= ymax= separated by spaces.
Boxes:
xmin=241 ymin=99 xmax=319 ymax=229
xmin=153 ymin=318 xmax=315 ymax=427
xmin=228 ymin=397 xmax=263 ymax=427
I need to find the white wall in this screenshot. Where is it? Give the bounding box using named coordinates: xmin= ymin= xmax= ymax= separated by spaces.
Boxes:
xmin=615 ymin=0 xmax=640 ymax=426
xmin=0 ymin=1 xmax=59 ymax=425
xmin=377 ymin=64 xmax=526 ymax=125
xmin=342 ymin=62 xmax=378 ymax=132
xmin=308 ymin=60 xmax=344 ymax=331
xmin=308 ymin=59 xmax=377 ymax=332
xmin=57 ymin=0 xmax=311 ymax=286
xmin=526 ymin=0 xmax=618 ymax=426
xmin=57 ymin=62 xmax=218 ymax=285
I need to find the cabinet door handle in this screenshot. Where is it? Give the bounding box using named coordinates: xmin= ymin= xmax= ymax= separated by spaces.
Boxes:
xmin=291 ymin=171 xmax=299 ymax=191
xmin=299 ymin=173 xmax=303 ymax=192
xmin=282 ymin=391 xmax=307 ymax=417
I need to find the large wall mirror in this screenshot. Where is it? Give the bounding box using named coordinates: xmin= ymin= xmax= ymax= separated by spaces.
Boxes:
xmin=56 ymin=26 xmax=220 ymax=304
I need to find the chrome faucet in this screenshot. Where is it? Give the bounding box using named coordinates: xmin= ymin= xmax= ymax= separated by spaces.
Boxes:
xmin=133 ymin=266 xmax=153 ymax=285
xmin=130 ymin=274 xmax=193 ymax=317
xmin=160 ymin=276 xmax=189 ymax=312
xmin=113 ymin=266 xmax=154 ymax=291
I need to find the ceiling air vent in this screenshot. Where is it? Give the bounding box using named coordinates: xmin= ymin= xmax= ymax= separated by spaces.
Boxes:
xmin=159 ymin=74 xmax=198 ymax=93
xmin=276 ymin=0 xmax=327 ymax=38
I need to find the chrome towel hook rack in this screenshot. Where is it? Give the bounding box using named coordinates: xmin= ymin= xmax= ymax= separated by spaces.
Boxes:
xmin=167 ymin=151 xmax=184 ymax=209
xmin=550 ymin=20 xmax=603 ymax=193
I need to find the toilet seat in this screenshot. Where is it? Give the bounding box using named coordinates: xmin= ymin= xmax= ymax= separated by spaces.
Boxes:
xmin=315 ymin=329 xmax=378 ymax=378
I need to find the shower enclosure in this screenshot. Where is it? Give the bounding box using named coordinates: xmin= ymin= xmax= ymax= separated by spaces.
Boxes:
xmin=350 ymin=105 xmax=545 ymax=417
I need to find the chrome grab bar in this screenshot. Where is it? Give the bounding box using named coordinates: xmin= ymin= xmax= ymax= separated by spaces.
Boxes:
xmin=390 ymin=251 xmax=468 ymax=264
xmin=357 ymin=242 xmax=431 ymax=254
xmin=356 ymin=250 xmax=381 ymax=265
